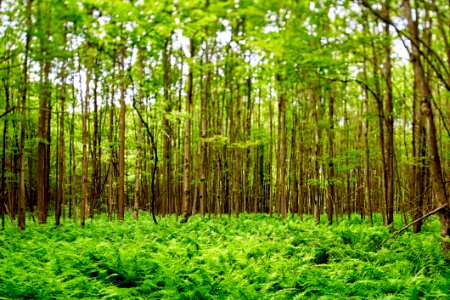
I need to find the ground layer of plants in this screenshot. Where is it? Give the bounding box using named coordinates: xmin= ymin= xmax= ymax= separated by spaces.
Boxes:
xmin=1 ymin=213 xmax=449 ymax=299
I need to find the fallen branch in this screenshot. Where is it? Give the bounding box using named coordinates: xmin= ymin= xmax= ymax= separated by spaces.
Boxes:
xmin=339 ymin=185 xmax=364 ymax=203
xmin=0 ymin=106 xmax=16 ymax=118
xmin=377 ymin=204 xmax=448 ymax=249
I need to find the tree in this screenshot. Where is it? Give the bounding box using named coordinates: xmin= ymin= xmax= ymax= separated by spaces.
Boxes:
xmin=118 ymin=41 xmax=126 ymax=222
xmin=17 ymin=0 xmax=33 ymax=229
xmin=402 ymin=0 xmax=450 ymax=256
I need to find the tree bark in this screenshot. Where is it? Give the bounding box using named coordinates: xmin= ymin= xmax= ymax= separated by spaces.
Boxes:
xmin=55 ymin=30 xmax=66 ymax=226
xmin=90 ymin=67 xmax=99 ymax=219
xmin=200 ymin=33 xmax=210 ymax=218
xmin=37 ymin=11 xmax=51 ymax=224
xmin=327 ymin=87 xmax=335 ymax=225
xmin=17 ymin=0 xmax=33 ymax=229
xmin=81 ymin=66 xmax=90 ymax=227
xmin=118 ymin=43 xmax=126 ymax=221
xmin=182 ymin=40 xmax=195 ymax=222
xmin=133 ymin=48 xmax=144 ymax=221
xmin=362 ymin=42 xmax=373 ymax=225
xmin=403 ymin=0 xmax=450 ymax=256
xmin=277 ymin=75 xmax=287 ymax=218
xmin=382 ymin=0 xmax=395 ymax=225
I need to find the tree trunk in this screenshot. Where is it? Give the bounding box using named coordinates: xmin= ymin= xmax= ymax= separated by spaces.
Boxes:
xmin=312 ymin=89 xmax=321 ymax=224
xmin=200 ymin=34 xmax=210 ymax=218
xmin=17 ymin=0 xmax=33 ymax=229
xmin=37 ymin=58 xmax=50 ymax=222
xmin=133 ymin=48 xmax=144 ymax=221
xmin=182 ymin=40 xmax=195 ymax=221
xmin=69 ymin=79 xmax=76 ymax=222
xmin=327 ymin=87 xmax=335 ymax=225
xmin=382 ymin=0 xmax=395 ymax=225
xmin=55 ymin=31 xmax=66 ymax=226
xmin=403 ymin=0 xmax=450 ymax=256
xmin=362 ymin=43 xmax=373 ymax=225
xmin=268 ymin=86 xmax=274 ymax=217
xmin=277 ymin=75 xmax=287 ymax=218
xmin=118 ymin=43 xmax=126 ymax=221
xmin=81 ymin=66 xmax=90 ymax=227
xmin=89 ymin=67 xmax=99 ymax=219
xmin=108 ymin=47 xmax=117 ymax=221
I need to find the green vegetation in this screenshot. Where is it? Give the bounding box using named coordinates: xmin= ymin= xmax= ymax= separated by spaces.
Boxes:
xmin=1 ymin=214 xmax=448 ymax=299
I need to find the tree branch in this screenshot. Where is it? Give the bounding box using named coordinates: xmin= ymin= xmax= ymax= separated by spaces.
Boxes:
xmin=359 ymin=0 xmax=450 ymax=91
xmin=129 ymin=72 xmax=158 ymax=225
xmin=0 ymin=106 xmax=16 ymax=118
xmin=377 ymin=204 xmax=448 ymax=249
xmin=320 ymin=76 xmax=382 ymax=103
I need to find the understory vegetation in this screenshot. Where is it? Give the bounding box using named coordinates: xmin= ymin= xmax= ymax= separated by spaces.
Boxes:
xmin=1 ymin=213 xmax=449 ymax=299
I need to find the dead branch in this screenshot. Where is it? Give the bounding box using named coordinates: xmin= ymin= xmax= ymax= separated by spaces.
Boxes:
xmin=377 ymin=204 xmax=448 ymax=249
xmin=0 ymin=106 xmax=16 ymax=118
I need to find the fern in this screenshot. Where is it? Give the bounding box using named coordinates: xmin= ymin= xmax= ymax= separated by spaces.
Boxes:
xmin=1 ymin=212 xmax=448 ymax=299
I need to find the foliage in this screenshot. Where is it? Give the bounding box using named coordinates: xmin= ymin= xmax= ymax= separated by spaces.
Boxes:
xmin=0 ymin=213 xmax=448 ymax=299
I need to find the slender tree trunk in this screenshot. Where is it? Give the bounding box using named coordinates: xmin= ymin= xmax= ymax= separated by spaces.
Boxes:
xmin=37 ymin=12 xmax=51 ymax=224
xmin=17 ymin=0 xmax=33 ymax=229
xmin=290 ymin=107 xmax=299 ymax=217
xmin=36 ymin=1 xmax=52 ymax=224
xmin=55 ymin=32 xmax=66 ymax=226
xmin=234 ymin=83 xmax=242 ymax=218
xmin=200 ymin=34 xmax=210 ymax=218
xmin=118 ymin=43 xmax=126 ymax=221
xmin=108 ymin=48 xmax=117 ymax=221
xmin=277 ymin=75 xmax=287 ymax=218
xmin=362 ymin=44 xmax=373 ymax=225
xmin=162 ymin=38 xmax=172 ymax=217
xmin=268 ymin=86 xmax=274 ymax=217
xmin=327 ymin=87 xmax=335 ymax=225
xmin=369 ymin=24 xmax=388 ymax=223
xmin=182 ymin=40 xmax=195 ymax=222
xmin=403 ymin=0 xmax=450 ymax=256
xmin=382 ymin=0 xmax=395 ymax=225
xmin=133 ymin=48 xmax=144 ymax=221
xmin=312 ymin=90 xmax=321 ymax=224
xmin=69 ymin=79 xmax=76 ymax=222
xmin=411 ymin=55 xmax=427 ymax=233
xmin=81 ymin=66 xmax=91 ymax=228
xmin=89 ymin=68 xmax=99 ymax=219
xmin=1 ymin=78 xmax=8 ymax=229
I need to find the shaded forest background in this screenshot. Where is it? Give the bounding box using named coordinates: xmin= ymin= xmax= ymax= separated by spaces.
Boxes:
xmin=0 ymin=0 xmax=450 ymax=248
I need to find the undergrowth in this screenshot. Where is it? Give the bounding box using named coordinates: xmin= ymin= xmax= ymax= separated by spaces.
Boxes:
xmin=0 ymin=213 xmax=449 ymax=299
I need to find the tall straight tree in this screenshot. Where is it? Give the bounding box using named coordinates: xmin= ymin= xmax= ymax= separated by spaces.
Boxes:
xmin=36 ymin=0 xmax=52 ymax=224
xmin=90 ymin=61 xmax=100 ymax=219
xmin=108 ymin=44 xmax=118 ymax=221
xmin=18 ymin=0 xmax=33 ymax=229
xmin=200 ymin=26 xmax=211 ymax=218
xmin=162 ymin=37 xmax=172 ymax=217
xmin=362 ymin=38 xmax=373 ymax=225
xmin=382 ymin=0 xmax=394 ymax=225
xmin=276 ymin=74 xmax=287 ymax=218
xmin=403 ymin=0 xmax=450 ymax=256
xmin=118 ymin=42 xmax=126 ymax=221
xmin=55 ymin=29 xmax=67 ymax=226
xmin=133 ymin=47 xmax=144 ymax=220
xmin=81 ymin=64 xmax=91 ymax=228
xmin=327 ymin=86 xmax=335 ymax=225
xmin=182 ymin=39 xmax=195 ymax=222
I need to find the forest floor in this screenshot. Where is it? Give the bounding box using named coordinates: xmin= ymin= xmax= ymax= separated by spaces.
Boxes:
xmin=0 ymin=213 xmax=449 ymax=299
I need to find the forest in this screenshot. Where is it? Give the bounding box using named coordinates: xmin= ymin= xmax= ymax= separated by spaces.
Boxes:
xmin=1 ymin=0 xmax=450 ymax=298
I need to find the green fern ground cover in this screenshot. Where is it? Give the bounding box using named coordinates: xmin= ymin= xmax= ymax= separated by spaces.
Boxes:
xmin=0 ymin=213 xmax=449 ymax=299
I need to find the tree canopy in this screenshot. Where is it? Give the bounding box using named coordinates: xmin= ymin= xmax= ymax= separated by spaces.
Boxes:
xmin=1 ymin=0 xmax=450 ymax=254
